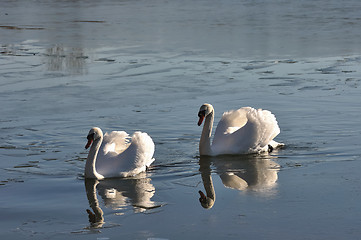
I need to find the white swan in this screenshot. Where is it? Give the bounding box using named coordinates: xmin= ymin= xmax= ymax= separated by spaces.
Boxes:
xmin=197 ymin=103 xmax=283 ymax=156
xmin=85 ymin=127 xmax=155 ymax=179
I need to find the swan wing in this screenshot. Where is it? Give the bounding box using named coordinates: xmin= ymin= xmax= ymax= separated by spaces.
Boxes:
xmin=212 ymin=107 xmax=251 ymax=154
xmin=212 ymin=107 xmax=280 ymax=154
xmin=219 ymin=172 xmax=248 ymax=190
xmin=102 ymin=131 xmax=130 ymax=154
xmin=96 ymin=132 xmax=155 ymax=178
xmin=214 ymin=107 xmax=250 ymax=137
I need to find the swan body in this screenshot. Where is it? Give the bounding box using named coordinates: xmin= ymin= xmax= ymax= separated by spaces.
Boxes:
xmin=85 ymin=127 xmax=155 ymax=179
xmin=197 ymin=103 xmax=283 ymax=156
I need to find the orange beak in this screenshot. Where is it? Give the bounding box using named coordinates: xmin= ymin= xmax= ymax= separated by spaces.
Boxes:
xmin=199 ymin=190 xmax=206 ymax=199
xmin=198 ymin=115 xmax=205 ymax=126
xmin=85 ymin=139 xmax=93 ymax=149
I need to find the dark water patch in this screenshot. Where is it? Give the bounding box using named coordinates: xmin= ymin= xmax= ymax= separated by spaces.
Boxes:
xmin=242 ymin=62 xmax=276 ymax=70
xmin=151 ymin=160 xmax=200 ymax=180
xmin=316 ymin=66 xmax=340 ymax=74
xmin=71 ymin=222 xmax=122 ymax=234
xmin=322 ymin=87 xmax=336 ymax=91
xmin=277 ymin=59 xmax=298 ymax=64
xmin=344 ymin=78 xmax=360 ymax=88
xmin=14 ymin=163 xmax=39 ymax=169
xmin=0 ymin=45 xmax=41 ymax=57
xmin=288 ymin=73 xmax=303 ymax=75
xmin=259 ymin=77 xmax=297 ymax=80
xmin=42 ymin=158 xmax=58 ymax=161
xmin=25 ymin=128 xmax=39 ymax=132
xmin=257 ymin=70 xmax=274 ymax=74
xmin=102 ymin=63 xmax=150 ymax=77
xmin=298 ymin=85 xmax=323 ymax=91
xmin=26 ymin=152 xmax=42 ymax=156
xmin=268 ymin=78 xmax=303 ymax=87
xmin=121 ymin=66 xmax=186 ymax=78
xmin=0 ymin=178 xmax=25 ymax=185
xmin=0 ymin=145 xmax=17 ymax=150
xmin=0 ymin=25 xmax=44 ymax=30
xmin=278 ymin=92 xmax=294 ymax=96
xmin=71 ymin=20 xmax=106 ymax=23
xmin=95 ymin=58 xmax=115 ymax=62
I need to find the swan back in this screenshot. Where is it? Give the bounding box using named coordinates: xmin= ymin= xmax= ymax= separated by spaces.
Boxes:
xmin=214 ymin=107 xmax=250 ymax=135
xmin=102 ymin=131 xmax=130 ymax=154
xmin=212 ymin=107 xmax=280 ymax=155
xmin=96 ymin=131 xmax=155 ymax=178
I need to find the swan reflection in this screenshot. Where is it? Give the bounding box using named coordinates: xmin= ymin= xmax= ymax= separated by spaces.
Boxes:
xmin=84 ymin=173 xmax=160 ymax=227
xmin=45 ymin=45 xmax=88 ymax=75
xmin=198 ymin=154 xmax=280 ymax=209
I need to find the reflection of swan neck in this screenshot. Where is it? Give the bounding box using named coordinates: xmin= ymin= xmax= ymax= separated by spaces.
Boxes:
xmin=85 ymin=137 xmax=104 ymax=179
xmin=199 ymin=158 xmax=216 ymax=209
xmin=202 ymin=171 xmax=216 ymax=201
xmin=200 ymin=111 xmax=214 ymax=156
xmin=85 ymin=179 xmax=104 ymax=226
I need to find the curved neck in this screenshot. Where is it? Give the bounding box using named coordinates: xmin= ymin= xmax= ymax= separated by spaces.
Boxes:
xmin=199 ymin=110 xmax=214 ymax=156
xmin=85 ymin=179 xmax=104 ymax=226
xmin=85 ymin=137 xmax=104 ymax=179
xmin=202 ymin=170 xmax=215 ymax=203
xmin=199 ymin=157 xmax=215 ymax=208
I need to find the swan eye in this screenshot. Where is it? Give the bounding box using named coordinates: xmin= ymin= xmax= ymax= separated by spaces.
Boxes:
xmin=87 ymin=133 xmax=95 ymax=140
xmin=198 ymin=110 xmax=206 ymax=117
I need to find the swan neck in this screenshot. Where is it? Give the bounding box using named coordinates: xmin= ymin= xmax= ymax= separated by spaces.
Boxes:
xmin=200 ymin=111 xmax=214 ymax=156
xmin=85 ymin=137 xmax=104 ymax=179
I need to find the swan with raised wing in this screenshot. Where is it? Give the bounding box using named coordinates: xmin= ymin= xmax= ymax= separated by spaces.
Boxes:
xmin=197 ymin=103 xmax=283 ymax=156
xmin=85 ymin=127 xmax=155 ymax=179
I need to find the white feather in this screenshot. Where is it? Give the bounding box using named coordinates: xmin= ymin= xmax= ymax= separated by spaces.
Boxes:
xmin=198 ymin=104 xmax=283 ymax=156
xmin=85 ymin=127 xmax=155 ymax=179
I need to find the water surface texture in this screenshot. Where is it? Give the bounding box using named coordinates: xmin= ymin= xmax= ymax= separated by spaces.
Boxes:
xmin=1 ymin=0 xmax=361 ymax=239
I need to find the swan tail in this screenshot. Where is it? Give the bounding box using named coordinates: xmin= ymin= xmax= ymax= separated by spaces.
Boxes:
xmin=269 ymin=140 xmax=285 ymax=149
xmin=247 ymin=108 xmax=281 ymax=152
xmin=130 ymin=131 xmax=155 ymax=168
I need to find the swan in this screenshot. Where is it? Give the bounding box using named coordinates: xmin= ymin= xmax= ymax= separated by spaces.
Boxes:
xmin=197 ymin=103 xmax=283 ymax=156
xmin=85 ymin=127 xmax=155 ymax=179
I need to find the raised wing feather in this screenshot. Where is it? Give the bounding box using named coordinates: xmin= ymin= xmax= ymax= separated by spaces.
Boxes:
xmin=96 ymin=132 xmax=155 ymax=178
xmin=212 ymin=107 xmax=280 ymax=155
xmin=102 ymin=131 xmax=130 ymax=154
xmin=214 ymin=107 xmax=250 ymax=136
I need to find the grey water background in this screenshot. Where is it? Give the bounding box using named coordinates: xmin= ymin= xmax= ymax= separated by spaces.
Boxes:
xmin=1 ymin=0 xmax=361 ymax=239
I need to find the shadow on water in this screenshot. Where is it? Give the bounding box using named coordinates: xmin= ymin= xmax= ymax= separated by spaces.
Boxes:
xmin=84 ymin=173 xmax=163 ymax=228
xmin=198 ymin=153 xmax=280 ymax=209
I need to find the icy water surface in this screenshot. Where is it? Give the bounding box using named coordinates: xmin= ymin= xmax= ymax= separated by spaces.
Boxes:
xmin=1 ymin=0 xmax=361 ymax=239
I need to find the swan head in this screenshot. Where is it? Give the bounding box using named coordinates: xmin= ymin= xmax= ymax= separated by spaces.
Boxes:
xmin=198 ymin=103 xmax=214 ymax=126
xmin=85 ymin=127 xmax=103 ymax=149
xmin=198 ymin=190 xmax=215 ymax=209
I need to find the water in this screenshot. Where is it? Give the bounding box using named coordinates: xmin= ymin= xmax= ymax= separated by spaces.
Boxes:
xmin=1 ymin=0 xmax=361 ymax=239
